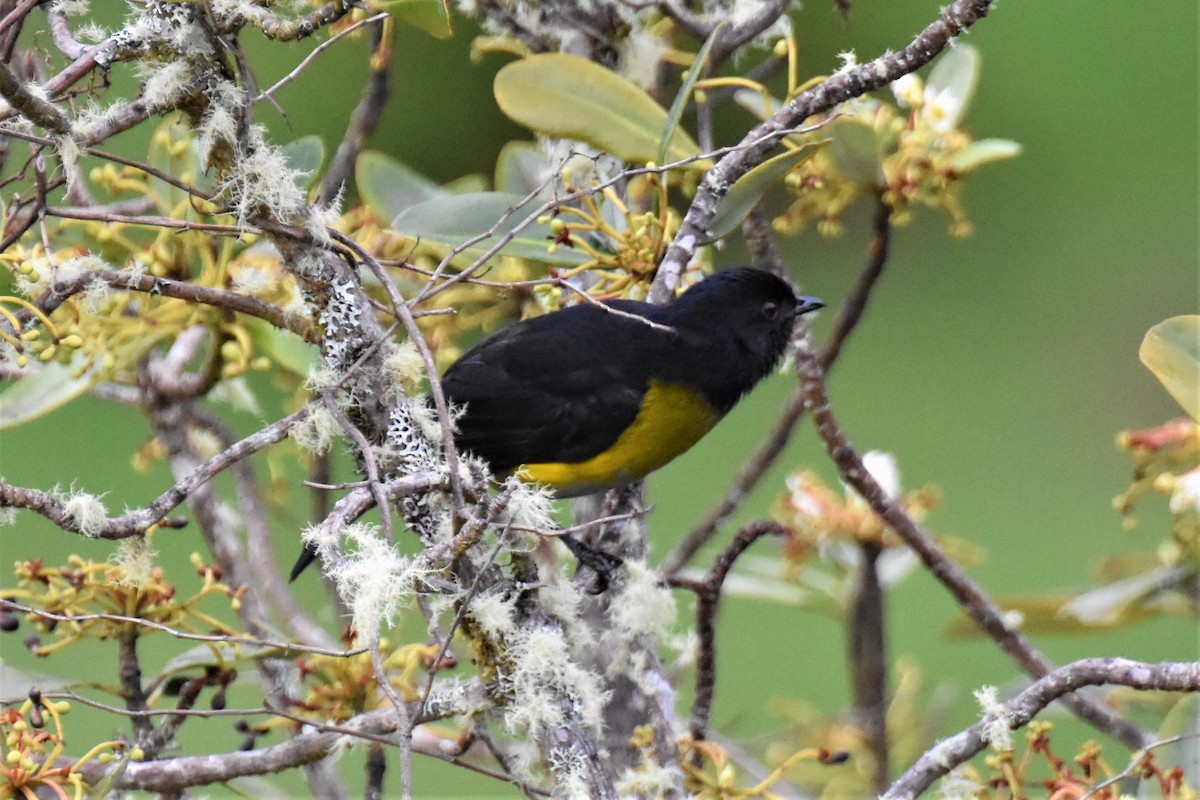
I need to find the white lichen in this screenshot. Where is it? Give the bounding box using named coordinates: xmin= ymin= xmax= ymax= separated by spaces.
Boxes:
xmin=506 ymin=478 xmax=556 ymax=533
xmin=469 ymin=590 xmax=517 ymax=639
xmin=503 ymin=625 xmax=608 ymax=737
xmin=605 ymin=560 xmax=676 ymax=642
xmin=138 ymin=59 xmax=191 ymax=111
xmin=51 ymin=0 xmax=90 ymax=15
xmin=56 ymin=135 xmax=81 ymax=193
xmin=82 ymin=277 xmax=112 ymax=315
xmin=972 ymin=685 xmax=1013 ymax=750
xmin=54 ymin=253 xmax=107 ymax=284
xmin=546 ymin=744 xmax=592 ymax=800
xmin=936 ymin=765 xmax=983 ymax=799
xmin=57 ymin=486 xmax=109 ymax=537
xmin=617 ymin=27 xmax=667 ymax=90
xmin=291 ymin=404 xmax=340 ymax=455
xmin=616 ymin=761 xmax=685 ymax=799
xmin=113 ymin=536 xmax=156 ymax=588
xmin=303 ymin=521 xmax=427 ymax=640
xmin=219 ymin=132 xmax=308 ymax=226
xmin=382 ymin=340 xmax=425 ymax=394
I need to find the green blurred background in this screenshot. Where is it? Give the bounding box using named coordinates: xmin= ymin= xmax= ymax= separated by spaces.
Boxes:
xmin=2 ymin=1 xmax=1196 ymax=797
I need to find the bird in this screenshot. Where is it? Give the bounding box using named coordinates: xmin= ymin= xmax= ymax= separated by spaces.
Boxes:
xmin=442 ymin=267 xmax=822 ymax=495
xmin=290 ymin=267 xmax=822 ymax=582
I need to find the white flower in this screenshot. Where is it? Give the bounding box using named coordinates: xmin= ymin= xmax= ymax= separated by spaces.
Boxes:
xmin=891 ymin=73 xmax=924 ymax=108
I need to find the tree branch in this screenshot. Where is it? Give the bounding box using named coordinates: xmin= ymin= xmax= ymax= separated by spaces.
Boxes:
xmin=883 ymin=659 xmax=1200 ymax=799
xmin=795 ymin=346 xmax=1154 ymax=750
xmin=662 ymin=199 xmax=892 ymax=574
xmin=652 ymin=0 xmax=996 ymax=301
xmin=0 ymin=409 xmax=309 ymax=540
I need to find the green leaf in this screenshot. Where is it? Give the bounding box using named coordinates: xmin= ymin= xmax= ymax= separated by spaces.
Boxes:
xmin=926 ymin=43 xmax=980 ymax=125
xmin=244 ymin=317 xmax=318 ymax=377
xmin=0 ymin=361 xmax=94 ymax=429
xmin=148 ymin=640 xmax=283 ymax=702
xmin=828 ymin=116 xmax=882 ymax=184
xmin=658 ymin=23 xmax=723 ymax=165
xmin=389 ymin=192 xmax=592 ymax=266
xmin=1058 ymin=565 xmax=1186 ymax=626
xmin=706 ymin=142 xmax=826 ymax=241
xmin=393 ymin=0 xmax=453 ymax=39
xmin=356 ymin=150 xmax=445 ymax=222
xmin=1140 ymin=315 xmax=1200 ymax=420
xmin=942 ymin=590 xmax=1177 ymax=638
xmin=444 ymin=173 xmax=490 ymax=195
xmin=0 ymin=660 xmax=69 ymax=696
xmin=280 ymin=136 xmax=325 ymax=190
xmin=945 ymin=138 xmax=1021 ymax=173
xmin=494 ymin=53 xmax=700 ymax=165
xmin=495 ymin=141 xmax=550 ymax=195
xmin=732 ymin=87 xmax=782 ymax=122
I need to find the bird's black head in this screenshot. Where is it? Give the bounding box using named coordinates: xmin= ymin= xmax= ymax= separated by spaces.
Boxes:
xmin=671 ymin=266 xmax=822 ymax=342
xmin=666 ymin=267 xmax=824 ymax=409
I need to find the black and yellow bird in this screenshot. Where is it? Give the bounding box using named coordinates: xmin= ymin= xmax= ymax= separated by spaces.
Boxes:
xmin=291 ymin=267 xmax=821 ymax=581
xmin=442 ymin=267 xmax=822 ymax=496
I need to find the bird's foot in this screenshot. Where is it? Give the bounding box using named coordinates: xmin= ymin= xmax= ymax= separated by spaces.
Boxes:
xmin=559 ymin=533 xmax=623 ymax=593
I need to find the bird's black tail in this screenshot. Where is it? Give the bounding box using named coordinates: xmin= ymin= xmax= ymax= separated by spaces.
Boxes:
xmin=289 ymin=543 xmax=318 ymax=582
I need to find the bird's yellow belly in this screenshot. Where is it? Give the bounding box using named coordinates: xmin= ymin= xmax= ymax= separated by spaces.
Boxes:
xmin=518 ymin=381 xmax=720 ymax=496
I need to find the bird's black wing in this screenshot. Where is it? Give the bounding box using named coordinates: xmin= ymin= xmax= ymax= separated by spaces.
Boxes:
xmin=441 ymin=302 xmax=664 ymax=472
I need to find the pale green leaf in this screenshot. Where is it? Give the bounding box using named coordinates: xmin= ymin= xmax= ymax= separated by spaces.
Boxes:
xmin=1059 ymin=565 xmax=1185 ymax=625
xmin=0 ymin=361 xmax=93 ymax=429
xmin=732 ymin=87 xmax=782 ymax=122
xmin=829 ymin=117 xmax=882 ymax=184
xmin=494 ymin=53 xmax=700 ymax=164
xmin=926 ymin=43 xmax=980 ymax=123
xmin=945 ymin=138 xmax=1021 ymax=173
xmin=0 ymin=659 xmax=70 ymax=696
xmin=707 ymin=143 xmax=825 ymax=240
xmin=280 ymin=135 xmax=325 ymax=190
xmin=393 ymin=0 xmax=453 ymax=39
xmin=356 ymin=150 xmax=444 ymax=222
xmin=244 ymin=318 xmax=318 ymax=377
xmin=658 ymin=22 xmax=722 ymax=165
xmin=943 ymin=592 xmax=1171 ymax=638
xmin=495 ymin=140 xmax=550 ymax=195
xmin=1140 ymin=315 xmax=1200 ymax=420
xmin=389 ymin=192 xmax=592 ymax=266
xmin=444 ymin=173 xmax=490 ymax=195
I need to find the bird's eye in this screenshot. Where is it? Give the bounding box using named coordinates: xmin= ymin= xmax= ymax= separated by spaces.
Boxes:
xmin=761 ymin=301 xmax=778 ymax=319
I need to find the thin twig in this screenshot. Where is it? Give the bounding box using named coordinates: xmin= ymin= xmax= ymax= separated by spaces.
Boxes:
xmin=369 ymin=639 xmax=413 ymax=800
xmin=849 ymin=540 xmax=888 ymax=793
xmin=669 ymin=520 xmax=787 ymax=746
xmin=652 ymin=0 xmax=997 ymax=301
xmin=662 ymin=199 xmax=892 ymax=574
xmin=256 ymin=13 xmax=389 ymax=103
xmin=4 ymin=268 xmax=317 ymax=343
xmin=0 ymin=408 xmax=309 ymax=540
xmin=1080 ymin=733 xmax=1200 ymax=800
xmin=1 ymin=602 xmax=364 ymax=659
xmin=317 ymin=13 xmax=393 ymax=205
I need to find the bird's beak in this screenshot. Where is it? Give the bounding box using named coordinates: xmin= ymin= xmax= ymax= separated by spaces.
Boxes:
xmin=795 ymin=296 xmax=825 ymax=316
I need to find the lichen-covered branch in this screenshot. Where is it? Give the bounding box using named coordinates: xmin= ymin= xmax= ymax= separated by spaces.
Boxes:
xmin=883 ymin=659 xmax=1200 ymax=799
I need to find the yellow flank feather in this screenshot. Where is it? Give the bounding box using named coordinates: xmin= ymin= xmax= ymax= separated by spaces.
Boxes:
xmin=518 ymin=381 xmax=720 ymax=496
